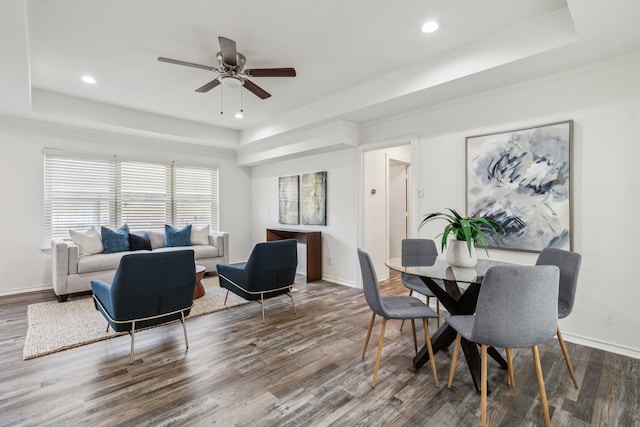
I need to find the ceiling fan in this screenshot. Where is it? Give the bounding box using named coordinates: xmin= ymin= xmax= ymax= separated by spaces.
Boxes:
xmin=158 ymin=36 xmax=296 ymax=99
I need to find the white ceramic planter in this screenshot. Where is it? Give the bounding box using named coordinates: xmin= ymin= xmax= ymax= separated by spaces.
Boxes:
xmin=446 ymin=239 xmax=478 ymax=268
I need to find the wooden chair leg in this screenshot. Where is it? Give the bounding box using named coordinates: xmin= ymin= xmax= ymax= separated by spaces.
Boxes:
xmin=506 ymin=348 xmax=515 ymax=387
xmin=481 ymin=344 xmax=488 ymax=427
xmin=372 ymin=318 xmax=388 ymax=387
xmin=362 ymin=312 xmax=376 ymax=359
xmin=288 ymin=292 xmax=297 ymax=315
xmin=532 ymin=345 xmax=552 ymax=427
xmin=557 ymin=326 xmax=579 ymax=388
xmin=411 ymin=319 xmax=417 ymax=354
xmin=423 ymin=318 xmax=439 ymax=387
xmin=448 ymin=333 xmax=462 ymax=388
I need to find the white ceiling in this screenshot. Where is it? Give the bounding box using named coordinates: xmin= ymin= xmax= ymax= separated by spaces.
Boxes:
xmin=2 ymin=0 xmax=640 ymax=151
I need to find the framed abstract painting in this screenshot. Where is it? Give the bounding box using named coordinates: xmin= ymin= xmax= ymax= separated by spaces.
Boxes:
xmin=278 ymin=175 xmax=299 ymax=225
xmin=466 ymin=120 xmax=573 ymax=252
xmin=301 ymin=171 xmax=327 ymax=225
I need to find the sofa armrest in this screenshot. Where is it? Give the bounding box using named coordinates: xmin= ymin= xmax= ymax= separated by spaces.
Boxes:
xmin=209 ymin=231 xmax=229 ymax=264
xmin=52 ymin=238 xmax=72 ymax=296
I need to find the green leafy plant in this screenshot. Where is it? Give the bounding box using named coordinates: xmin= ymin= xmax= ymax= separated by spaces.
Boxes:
xmin=418 ymin=208 xmax=505 ymax=256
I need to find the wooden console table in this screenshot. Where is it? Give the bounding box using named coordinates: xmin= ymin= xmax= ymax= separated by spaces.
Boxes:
xmin=266 ymin=228 xmax=321 ymax=282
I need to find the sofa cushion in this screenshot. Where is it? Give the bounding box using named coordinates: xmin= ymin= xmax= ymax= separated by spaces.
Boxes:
xmin=69 ymin=227 xmax=103 ymax=256
xmin=101 ymin=224 xmax=130 ymax=253
xmin=146 ymin=230 xmax=165 ymax=250
xmin=129 ymin=233 xmax=152 ymax=251
xmin=191 ymin=224 xmax=210 ymax=245
xmin=154 ymin=244 xmax=219 ymax=259
xmin=165 ymin=224 xmax=192 ymax=247
xmin=77 ymin=251 xmax=139 ymax=274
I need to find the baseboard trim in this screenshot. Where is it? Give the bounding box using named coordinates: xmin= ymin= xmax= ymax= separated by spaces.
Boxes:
xmin=561 ymin=331 xmax=640 ymax=360
xmin=319 ymin=275 xmax=357 ymax=288
xmin=0 ymin=283 xmax=53 ymax=297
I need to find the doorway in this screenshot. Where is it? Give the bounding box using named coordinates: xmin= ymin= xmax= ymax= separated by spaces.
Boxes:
xmin=362 ymin=144 xmax=412 ymax=279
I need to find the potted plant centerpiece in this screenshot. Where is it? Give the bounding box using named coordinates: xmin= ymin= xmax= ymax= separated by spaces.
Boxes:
xmin=419 ymin=208 xmax=504 ymax=267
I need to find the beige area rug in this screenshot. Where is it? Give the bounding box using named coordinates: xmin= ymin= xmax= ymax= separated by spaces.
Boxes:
xmin=23 ymin=276 xmax=249 ymax=360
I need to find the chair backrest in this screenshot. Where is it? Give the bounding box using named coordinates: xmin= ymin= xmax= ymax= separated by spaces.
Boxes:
xmin=401 ymin=239 xmax=438 ymax=282
xmin=471 ymin=265 xmax=560 ymax=349
xmin=402 ymin=238 xmax=438 ymax=257
xmin=536 ymin=248 xmax=582 ymax=319
xmin=244 ymin=239 xmax=298 ymax=291
xmin=357 ymin=248 xmax=388 ymax=317
xmin=110 ymin=250 xmax=196 ymax=321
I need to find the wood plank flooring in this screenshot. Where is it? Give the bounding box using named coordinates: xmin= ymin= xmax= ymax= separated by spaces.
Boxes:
xmin=1 ymin=273 xmax=638 ymax=426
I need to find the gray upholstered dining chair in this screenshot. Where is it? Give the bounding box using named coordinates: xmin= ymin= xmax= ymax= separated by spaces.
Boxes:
xmin=446 ymin=265 xmax=560 ymax=427
xmin=357 ymin=248 xmax=439 ymax=388
xmin=536 ymin=247 xmax=582 ymax=388
xmin=400 ymin=239 xmax=441 ymax=329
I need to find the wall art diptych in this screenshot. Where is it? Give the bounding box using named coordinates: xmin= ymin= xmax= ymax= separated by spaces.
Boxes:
xmin=301 ymin=171 xmax=327 ymax=225
xmin=466 ymin=120 xmax=573 ymax=252
xmin=278 ymin=175 xmax=299 ymax=225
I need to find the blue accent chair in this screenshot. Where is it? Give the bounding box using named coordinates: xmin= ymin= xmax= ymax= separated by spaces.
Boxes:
xmin=217 ymin=239 xmax=298 ymax=322
xmin=91 ymin=250 xmax=196 ymax=364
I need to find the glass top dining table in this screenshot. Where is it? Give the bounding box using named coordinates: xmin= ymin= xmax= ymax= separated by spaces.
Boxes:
xmin=386 ymin=255 xmax=518 ymax=393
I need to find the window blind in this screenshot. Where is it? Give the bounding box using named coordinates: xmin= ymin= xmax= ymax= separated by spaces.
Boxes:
xmin=44 ymin=154 xmax=219 ymax=248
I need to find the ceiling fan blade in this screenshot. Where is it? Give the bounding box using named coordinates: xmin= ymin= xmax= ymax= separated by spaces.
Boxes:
xmin=243 ymin=79 xmax=271 ymax=99
xmin=218 ymin=36 xmax=238 ymax=67
xmin=244 ymin=68 xmax=296 ymax=77
xmin=195 ymin=78 xmax=221 ymax=93
xmin=158 ymin=57 xmax=215 ymax=71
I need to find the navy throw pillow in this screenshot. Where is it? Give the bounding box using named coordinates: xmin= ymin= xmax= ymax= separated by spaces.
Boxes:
xmin=129 ymin=233 xmax=152 ymax=251
xmin=101 ymin=224 xmax=130 ymax=253
xmin=165 ymin=224 xmax=192 ymax=247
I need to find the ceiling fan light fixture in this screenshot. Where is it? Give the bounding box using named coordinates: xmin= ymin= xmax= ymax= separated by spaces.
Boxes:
xmin=220 ymin=75 xmax=243 ymax=88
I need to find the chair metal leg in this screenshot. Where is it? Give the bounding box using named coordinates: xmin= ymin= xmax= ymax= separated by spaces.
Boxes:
xmin=481 ymin=344 xmax=488 ymax=427
xmin=260 ymin=293 xmax=266 ymax=323
xmin=435 ymin=300 xmax=440 ymax=328
xmin=532 ymin=345 xmax=552 ymax=427
xmin=106 ymin=324 xmax=110 ymax=333
xmin=288 ymin=292 xmax=297 ymax=315
xmin=223 ymin=289 xmax=229 ymax=305
xmin=557 ymin=326 xmax=579 ymax=388
xmin=181 ymin=312 xmax=189 ymax=350
xmin=362 ymin=312 xmax=376 ymax=359
xmin=423 ymin=318 xmax=439 ymax=387
xmin=129 ymin=321 xmax=136 ymax=365
xmin=411 ymin=319 xmax=417 ymax=354
xmin=448 ymin=333 xmax=462 ymax=388
xmin=372 ymin=317 xmax=388 ymax=388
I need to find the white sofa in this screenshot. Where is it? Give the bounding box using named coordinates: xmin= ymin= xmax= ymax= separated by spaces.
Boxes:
xmin=51 ymin=230 xmax=229 ymax=302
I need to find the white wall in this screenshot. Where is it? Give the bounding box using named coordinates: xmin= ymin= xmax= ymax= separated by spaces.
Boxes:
xmin=360 ymin=54 xmax=640 ymax=357
xmin=0 ymin=117 xmax=252 ymax=295
xmin=251 ymin=149 xmax=359 ymax=286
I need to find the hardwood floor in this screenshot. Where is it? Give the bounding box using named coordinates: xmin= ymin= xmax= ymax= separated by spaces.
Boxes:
xmin=1 ymin=273 xmax=638 ymax=426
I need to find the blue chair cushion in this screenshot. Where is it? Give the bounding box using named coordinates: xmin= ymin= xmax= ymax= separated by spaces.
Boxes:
xmin=165 ymin=224 xmax=192 ymax=247
xmin=101 ymin=224 xmax=130 ymax=253
xmin=128 ymin=233 xmax=152 ymax=251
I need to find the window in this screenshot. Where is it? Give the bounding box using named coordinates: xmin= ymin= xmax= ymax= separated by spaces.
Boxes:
xmin=44 ymin=153 xmax=219 ymax=247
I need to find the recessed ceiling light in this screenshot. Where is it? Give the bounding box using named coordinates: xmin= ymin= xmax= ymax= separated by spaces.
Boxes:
xmin=81 ymin=75 xmax=97 ymax=85
xmin=234 ymin=111 xmax=244 ymax=119
xmin=421 ymin=21 xmax=440 ymax=34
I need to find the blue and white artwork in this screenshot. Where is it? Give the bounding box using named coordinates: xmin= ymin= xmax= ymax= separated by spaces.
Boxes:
xmin=466 ymin=121 xmax=572 ymax=252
